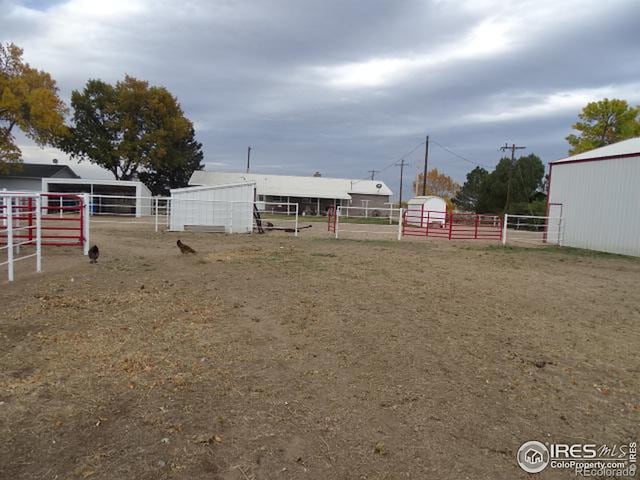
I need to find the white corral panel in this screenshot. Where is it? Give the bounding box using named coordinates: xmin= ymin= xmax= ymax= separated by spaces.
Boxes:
xmin=170 ymin=182 xmax=255 ymax=233
xmin=548 ymin=155 xmax=640 ymax=256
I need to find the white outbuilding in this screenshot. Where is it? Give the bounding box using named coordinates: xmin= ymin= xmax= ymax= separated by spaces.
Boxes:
xmin=41 ymin=177 xmax=152 ymax=217
xmin=169 ymin=182 xmax=256 ymax=233
xmin=406 ymin=196 xmax=448 ymax=226
xmin=547 ymin=137 xmax=640 ymax=256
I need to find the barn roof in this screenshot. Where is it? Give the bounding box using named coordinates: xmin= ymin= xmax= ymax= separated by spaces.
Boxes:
xmin=2 ymin=163 xmax=80 ymax=179
xmin=189 ymin=171 xmax=393 ymax=200
xmin=553 ymin=137 xmax=640 ymax=164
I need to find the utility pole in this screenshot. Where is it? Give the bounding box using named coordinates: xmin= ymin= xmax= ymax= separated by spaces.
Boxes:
xmin=396 ymin=159 xmax=406 ymax=207
xmin=246 ymin=146 xmax=252 ymax=173
xmin=368 ymin=169 xmax=379 ymax=180
xmin=499 ymin=142 xmax=526 ymax=212
xmin=421 ymin=135 xmax=429 ymax=195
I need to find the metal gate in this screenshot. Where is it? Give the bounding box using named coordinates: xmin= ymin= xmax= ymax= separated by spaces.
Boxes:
xmin=402 ymin=210 xmax=503 ymax=241
xmin=1 ymin=193 xmax=87 ymax=248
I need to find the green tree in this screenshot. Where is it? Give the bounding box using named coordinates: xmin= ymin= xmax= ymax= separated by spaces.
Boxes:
xmin=452 ymin=166 xmax=488 ymax=212
xmin=566 ymin=98 xmax=640 ymax=155
xmin=477 ymin=154 xmax=545 ymax=214
xmin=0 ymin=42 xmax=67 ymax=173
xmin=61 ymin=75 xmax=193 ymax=181
xmin=138 ymin=126 xmax=204 ymax=196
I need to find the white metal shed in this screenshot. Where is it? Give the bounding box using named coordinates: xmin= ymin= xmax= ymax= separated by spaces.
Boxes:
xmin=169 ymin=182 xmax=255 ymax=233
xmin=406 ymin=196 xmax=447 ymax=226
xmin=547 ymin=137 xmax=640 ymax=256
xmin=41 ymin=177 xmax=152 ymax=217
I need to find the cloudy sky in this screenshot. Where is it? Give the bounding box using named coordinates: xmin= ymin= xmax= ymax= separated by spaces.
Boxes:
xmin=2 ymin=0 xmax=639 ymax=195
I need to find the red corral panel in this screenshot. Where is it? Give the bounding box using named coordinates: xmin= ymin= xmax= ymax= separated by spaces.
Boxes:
xmin=0 ymin=193 xmax=85 ymax=247
xmin=401 ymin=210 xmax=502 ymax=241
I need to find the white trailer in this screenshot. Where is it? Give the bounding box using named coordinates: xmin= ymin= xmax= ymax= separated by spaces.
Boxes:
xmin=169 ymin=182 xmax=255 ymax=233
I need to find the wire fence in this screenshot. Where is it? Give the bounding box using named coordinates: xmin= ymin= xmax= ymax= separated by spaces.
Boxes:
xmin=83 ymin=195 xmax=303 ymax=236
xmin=331 ymin=207 xmax=403 ymax=240
xmin=502 ymin=214 xmax=563 ymax=246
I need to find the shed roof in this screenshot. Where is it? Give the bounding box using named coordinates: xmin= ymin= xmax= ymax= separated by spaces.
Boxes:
xmin=189 ymin=171 xmax=392 ymax=200
xmin=170 ymin=181 xmax=255 ymax=195
xmin=553 ymin=137 xmax=640 ymax=164
xmin=407 ymin=195 xmax=445 ymax=204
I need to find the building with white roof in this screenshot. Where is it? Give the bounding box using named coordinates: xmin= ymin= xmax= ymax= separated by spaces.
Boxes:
xmin=189 ymin=171 xmax=393 ymax=215
xmin=547 ymin=137 xmax=640 ymax=256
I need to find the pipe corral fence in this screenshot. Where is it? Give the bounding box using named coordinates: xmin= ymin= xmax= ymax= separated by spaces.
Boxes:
xmin=328 ymin=206 xmax=564 ymax=246
xmin=1 ymin=192 xmax=90 ymax=282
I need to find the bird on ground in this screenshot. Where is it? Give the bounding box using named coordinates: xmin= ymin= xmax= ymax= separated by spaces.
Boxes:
xmin=89 ymin=245 xmax=99 ymax=264
xmin=177 ymin=240 xmax=196 ymax=254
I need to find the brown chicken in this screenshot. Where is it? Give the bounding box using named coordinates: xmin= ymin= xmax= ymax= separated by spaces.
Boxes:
xmin=176 ymin=240 xmax=196 ymax=254
xmin=88 ymin=245 xmax=99 ymax=264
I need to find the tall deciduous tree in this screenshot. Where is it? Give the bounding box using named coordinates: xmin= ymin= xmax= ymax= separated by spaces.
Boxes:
xmin=61 ymin=75 xmax=193 ymax=181
xmin=0 ymin=42 xmax=67 ymax=173
xmin=138 ymin=126 xmax=204 ymax=196
xmin=566 ymin=98 xmax=640 ymax=155
xmin=453 ymin=166 xmax=488 ymax=212
xmin=413 ymin=168 xmax=460 ymax=199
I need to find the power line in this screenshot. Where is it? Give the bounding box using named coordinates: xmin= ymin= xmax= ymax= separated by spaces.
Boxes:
xmin=430 ymin=139 xmax=492 ymax=169
xmin=350 ymin=140 xmax=424 ymax=185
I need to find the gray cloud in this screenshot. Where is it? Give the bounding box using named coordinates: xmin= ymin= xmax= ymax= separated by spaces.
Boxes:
xmin=2 ymin=0 xmax=639 ymax=195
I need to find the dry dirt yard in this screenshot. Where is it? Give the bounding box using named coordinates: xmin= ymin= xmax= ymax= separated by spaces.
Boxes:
xmin=1 ymin=224 xmax=639 ymax=479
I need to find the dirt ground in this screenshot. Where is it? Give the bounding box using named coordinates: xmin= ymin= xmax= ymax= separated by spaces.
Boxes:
xmin=1 ymin=223 xmax=639 ymax=479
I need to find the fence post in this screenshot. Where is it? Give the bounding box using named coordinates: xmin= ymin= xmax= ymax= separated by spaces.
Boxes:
xmin=228 ymin=202 xmax=233 ymax=234
xmin=59 ymin=196 xmax=63 ymax=219
xmin=474 ymin=214 xmax=479 ymax=240
xmin=7 ymin=199 xmax=14 ymax=282
xmin=83 ymin=194 xmax=90 ymax=256
xmin=1 ymin=189 xmax=6 ymax=228
xmin=335 ymin=206 xmax=340 ymax=239
xmin=36 ymin=196 xmax=42 ymax=273
xmin=294 ymin=203 xmax=299 ymax=238
xmin=448 ymin=212 xmax=453 ymax=240
xmin=28 ymin=197 xmax=34 ymax=243
xmin=502 ymin=214 xmax=508 ymax=245
xmin=154 ymin=197 xmax=159 ymax=233
xmin=426 ymin=210 xmax=430 ymax=237
xmin=397 ymin=208 xmax=403 ymax=241
xmin=557 ymin=217 xmax=563 ymax=246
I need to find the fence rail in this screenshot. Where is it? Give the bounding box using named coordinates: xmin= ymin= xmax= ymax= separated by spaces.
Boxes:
xmin=0 ymin=193 xmax=42 ymax=282
xmin=402 ymin=210 xmax=502 ymax=241
xmin=502 ymin=214 xmax=563 ymax=246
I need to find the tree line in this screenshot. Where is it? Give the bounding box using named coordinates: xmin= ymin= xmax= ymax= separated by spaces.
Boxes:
xmin=412 ymin=154 xmax=546 ymax=215
xmin=0 ymin=42 xmax=202 ymax=195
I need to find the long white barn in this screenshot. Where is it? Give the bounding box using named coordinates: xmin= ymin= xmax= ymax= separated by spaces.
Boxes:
xmin=189 ymin=171 xmax=393 ymax=215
